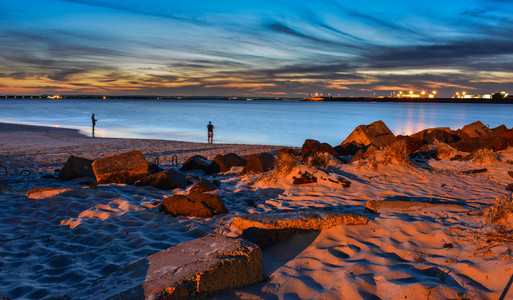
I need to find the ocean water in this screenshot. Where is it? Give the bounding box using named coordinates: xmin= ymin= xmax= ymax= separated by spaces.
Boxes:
xmin=1 ymin=98 xmax=512 ymax=147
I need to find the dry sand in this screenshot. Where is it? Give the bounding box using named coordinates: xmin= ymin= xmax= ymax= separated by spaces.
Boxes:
xmin=1 ymin=122 xmax=513 ymax=299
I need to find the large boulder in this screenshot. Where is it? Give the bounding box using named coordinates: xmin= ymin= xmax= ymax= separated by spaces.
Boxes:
xmin=189 ymin=179 xmax=218 ymax=193
xmin=424 ymin=130 xmax=460 ymax=144
xmin=58 ymin=156 xmax=95 ymax=180
xmin=179 ymin=155 xmax=212 ymax=172
xmin=92 ymin=150 xmax=149 ymax=184
xmin=334 ymin=141 xmax=362 ymax=156
xmin=481 ymin=136 xmax=508 ymax=152
xmin=89 ymin=235 xmax=265 ymax=299
xmin=135 ymin=169 xmax=187 ymax=190
xmin=162 ymin=193 xmax=227 ymax=217
xmin=277 ymin=147 xmax=301 ymax=158
xmin=461 ymin=121 xmax=492 ymax=138
xmin=411 ymin=127 xmax=451 ymax=140
xmin=392 ymin=136 xmax=423 ymax=154
xmin=449 ymin=135 xmax=508 ymax=153
xmin=241 ymin=152 xmax=276 ymax=174
xmin=213 ymin=153 xmax=247 ymax=172
xmin=233 ymin=210 xmax=369 ymax=248
xmin=411 ymin=127 xmax=467 ymax=145
xmin=301 ymin=139 xmax=339 ymax=157
xmin=489 ymin=126 xmax=513 ymax=147
xmin=341 ymin=120 xmax=395 ymax=149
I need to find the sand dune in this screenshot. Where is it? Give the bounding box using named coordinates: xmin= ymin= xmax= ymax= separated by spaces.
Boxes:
xmin=1 ymin=122 xmax=513 ymax=299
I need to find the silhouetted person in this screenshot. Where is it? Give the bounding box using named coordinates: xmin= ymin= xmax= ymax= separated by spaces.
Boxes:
xmin=91 ymin=113 xmax=97 ymax=137
xmin=207 ymin=121 xmax=214 ymax=143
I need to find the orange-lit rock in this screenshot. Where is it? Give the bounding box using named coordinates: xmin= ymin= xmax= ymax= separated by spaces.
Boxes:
xmin=92 ymin=150 xmax=149 ymax=184
xmin=341 ymin=120 xmax=395 ymax=149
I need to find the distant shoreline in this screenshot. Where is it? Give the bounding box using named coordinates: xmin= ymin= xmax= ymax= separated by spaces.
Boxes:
xmin=300 ymin=96 xmax=513 ymax=104
xmin=2 ymin=95 xmax=513 ymax=103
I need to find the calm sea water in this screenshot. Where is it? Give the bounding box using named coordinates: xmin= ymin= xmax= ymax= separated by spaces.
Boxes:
xmin=1 ymin=98 xmax=512 ymax=147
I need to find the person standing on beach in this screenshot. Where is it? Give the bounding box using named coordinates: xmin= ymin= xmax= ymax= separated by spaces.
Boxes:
xmin=207 ymin=121 xmax=214 ymax=143
xmin=91 ymin=114 xmax=97 ymax=137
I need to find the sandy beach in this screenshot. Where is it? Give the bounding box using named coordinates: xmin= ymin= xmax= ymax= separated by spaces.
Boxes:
xmin=1 ymin=122 xmax=513 ymax=299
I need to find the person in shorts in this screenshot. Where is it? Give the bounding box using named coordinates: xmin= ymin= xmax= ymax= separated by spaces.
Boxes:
xmin=207 ymin=121 xmax=214 ymax=143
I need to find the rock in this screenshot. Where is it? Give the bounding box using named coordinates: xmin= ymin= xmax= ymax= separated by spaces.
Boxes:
xmin=162 ymin=193 xmax=227 ymax=217
xmin=341 ymin=120 xmax=395 ymax=149
xmin=277 ymin=147 xmax=301 ymax=158
xmin=334 ymin=141 xmax=361 ymax=156
xmin=233 ymin=210 xmax=368 ymax=248
xmin=92 ymin=150 xmax=149 ymax=184
xmin=508 ymin=171 xmax=513 ymax=178
xmin=58 ymin=156 xmax=95 ymax=181
xmin=26 ymin=187 xmax=73 ymax=199
xmin=234 ymin=210 xmax=369 ymax=231
xmin=292 ymin=170 xmax=317 ymax=185
xmin=135 ymin=169 xmax=187 ymax=190
xmin=189 ymin=179 xmax=218 ymax=193
xmin=365 ymin=200 xmax=463 ymax=213
xmin=449 ymin=138 xmax=487 ymax=153
xmin=179 ymin=155 xmax=212 ymax=172
xmin=213 ymin=153 xmax=247 ymax=172
xmin=242 ymin=152 xmax=276 ymax=174
xmin=392 ymin=136 xmax=423 ymax=154
xmin=424 ymin=129 xmax=459 ymax=144
xmin=349 ymin=145 xmax=378 ymax=163
xmin=506 ymin=183 xmax=513 ymax=192
xmin=148 ymin=163 xmax=163 ymax=174
xmin=411 ymin=127 xmax=452 ymax=141
xmin=491 ymin=124 xmax=508 ymax=135
xmin=481 ymin=135 xmax=508 ymax=151
xmin=301 ymin=139 xmax=339 ymax=157
xmin=460 ymin=168 xmax=488 ymax=174
xmin=92 ymin=235 xmax=264 ymax=299
xmin=205 ymin=161 xmax=221 ymax=175
xmin=461 ymin=121 xmax=492 ymax=138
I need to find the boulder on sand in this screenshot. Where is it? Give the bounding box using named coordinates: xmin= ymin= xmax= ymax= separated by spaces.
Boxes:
xmin=461 ymin=121 xmax=492 ymax=138
xmin=92 ymin=150 xmax=149 ymax=184
xmin=213 ymin=153 xmax=247 ymax=173
xmin=189 ymin=179 xmax=218 ymax=193
xmin=301 ymin=139 xmax=339 ymax=157
xmin=161 ymin=192 xmax=227 ymax=217
xmin=334 ymin=141 xmax=362 ymax=156
xmin=341 ymin=120 xmax=395 ymax=149
xmin=242 ymin=152 xmax=276 ymax=174
xmin=93 ymin=235 xmax=265 ymax=300
xmin=179 ymin=155 xmax=211 ymax=172
xmin=392 ymin=136 xmax=423 ymax=154
xmin=135 ymin=169 xmax=187 ymax=190
xmin=58 ymin=156 xmax=95 ymax=181
xmin=233 ymin=210 xmax=369 ymax=248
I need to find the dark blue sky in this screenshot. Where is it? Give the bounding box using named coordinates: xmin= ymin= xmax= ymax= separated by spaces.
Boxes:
xmin=1 ymin=0 xmax=512 ymax=97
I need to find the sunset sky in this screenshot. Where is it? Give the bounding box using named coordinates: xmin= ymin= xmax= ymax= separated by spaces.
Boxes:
xmin=1 ymin=0 xmax=512 ymax=97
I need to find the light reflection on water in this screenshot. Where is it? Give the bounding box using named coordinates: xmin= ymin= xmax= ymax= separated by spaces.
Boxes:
xmin=0 ymin=99 xmax=511 ymax=147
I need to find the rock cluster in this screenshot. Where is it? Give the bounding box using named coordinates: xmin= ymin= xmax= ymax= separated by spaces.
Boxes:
xmin=338 ymin=120 xmax=513 ymax=162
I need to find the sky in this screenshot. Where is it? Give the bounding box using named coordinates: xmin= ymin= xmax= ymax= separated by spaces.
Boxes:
xmin=1 ymin=0 xmax=513 ymax=97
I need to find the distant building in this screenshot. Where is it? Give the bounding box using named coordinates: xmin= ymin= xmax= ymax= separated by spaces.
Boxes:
xmin=452 ymin=91 xmax=508 ymax=99
xmin=395 ymin=90 xmax=437 ymax=98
